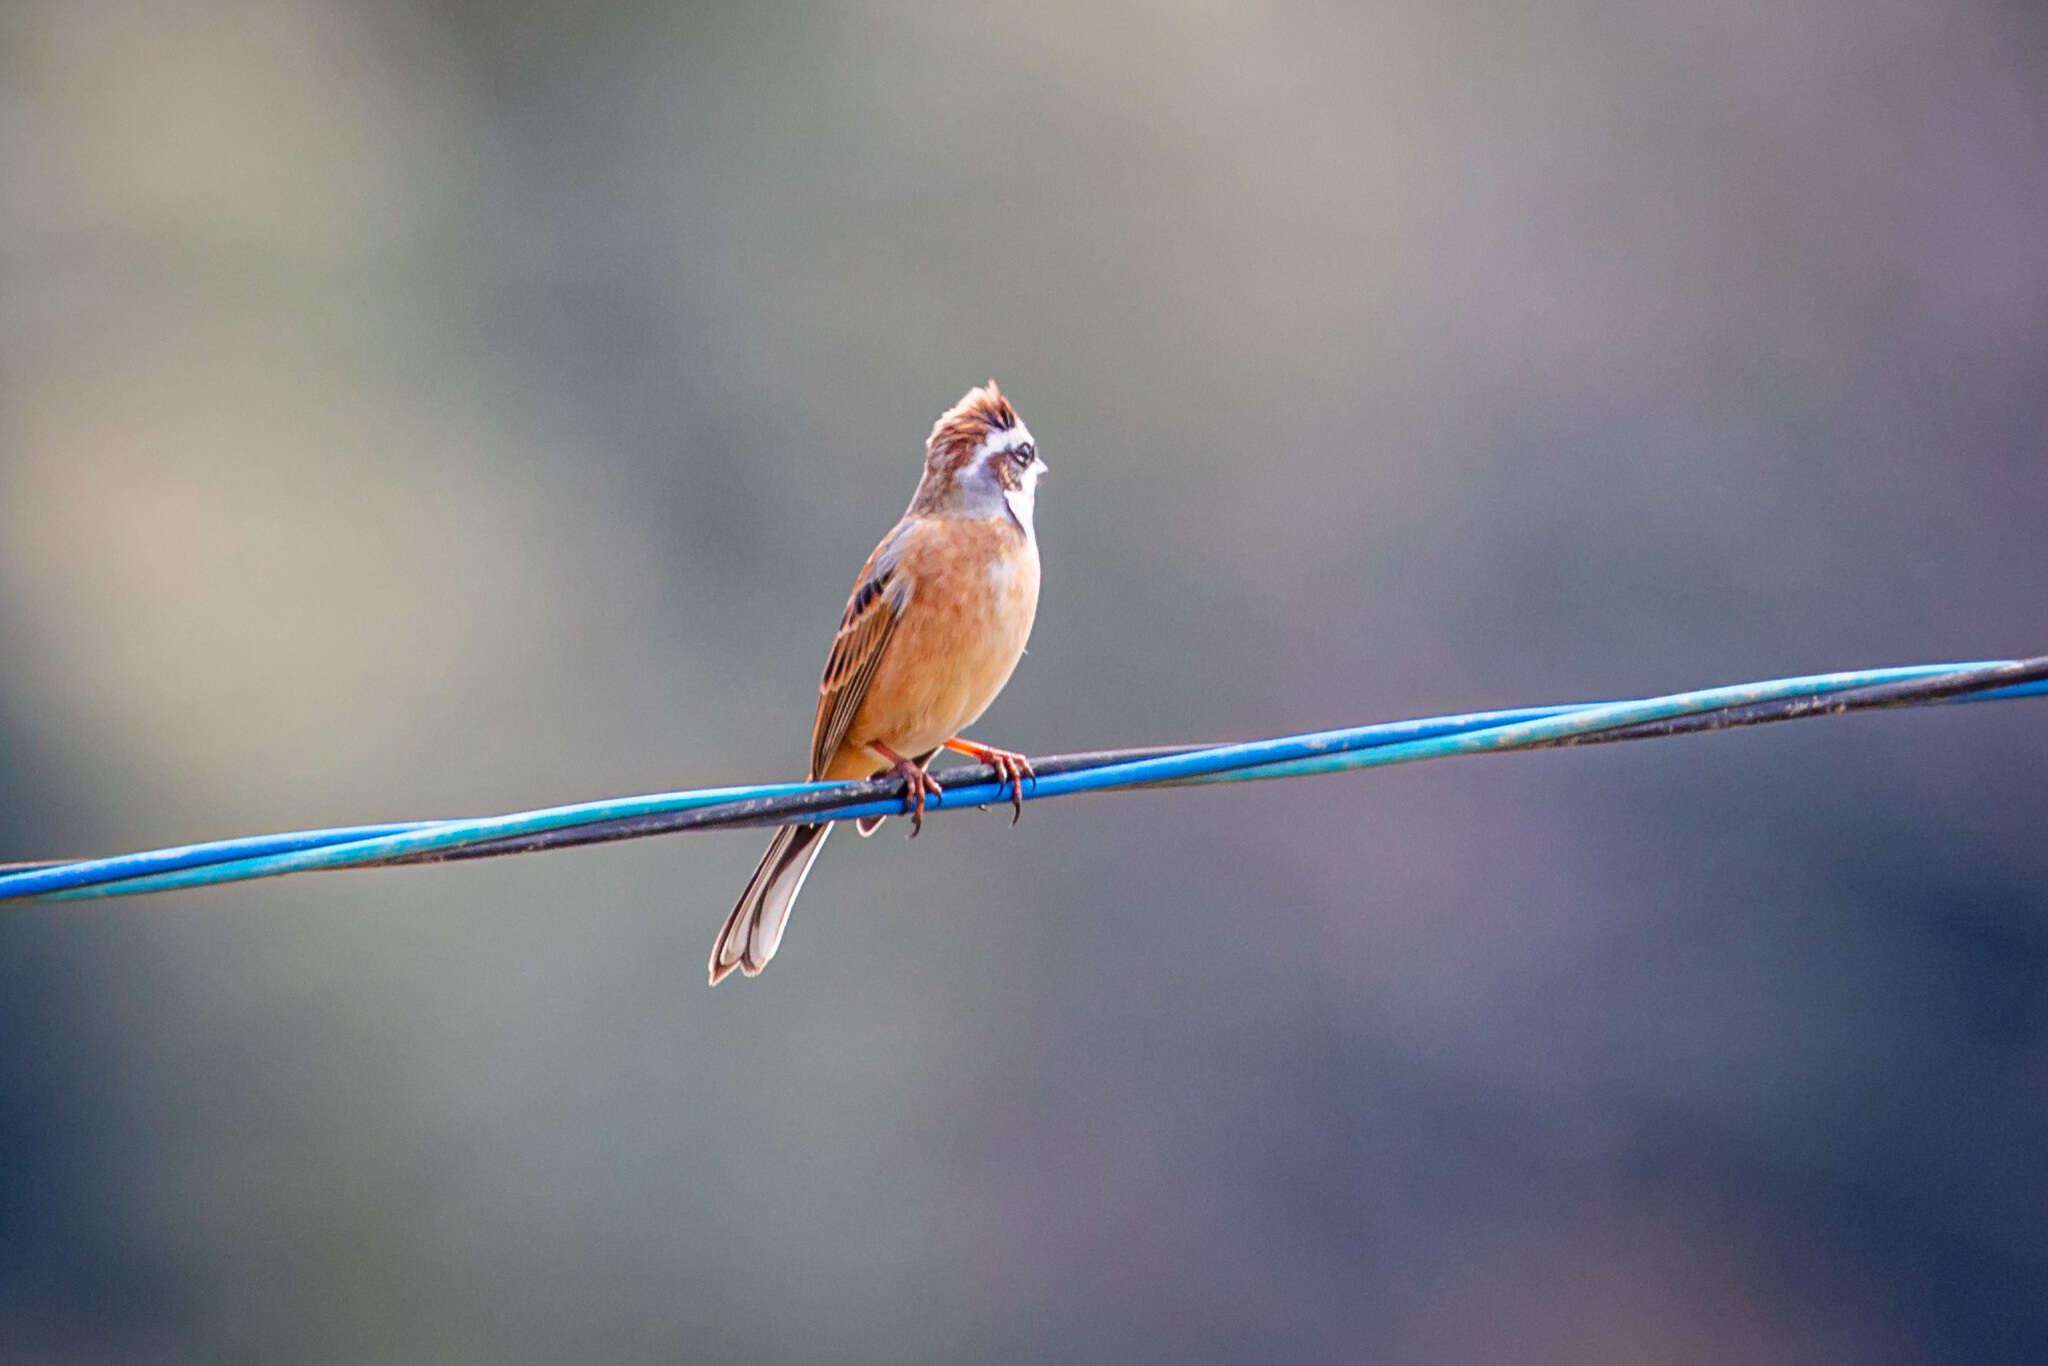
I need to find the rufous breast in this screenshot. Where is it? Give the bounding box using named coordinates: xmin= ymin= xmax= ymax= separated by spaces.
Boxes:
xmin=831 ymin=515 xmax=1039 ymax=773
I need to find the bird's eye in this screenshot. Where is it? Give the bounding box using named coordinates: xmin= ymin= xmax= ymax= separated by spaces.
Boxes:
xmin=1011 ymin=442 xmax=1035 ymax=465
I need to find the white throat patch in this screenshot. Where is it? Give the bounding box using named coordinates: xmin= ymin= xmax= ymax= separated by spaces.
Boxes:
xmin=974 ymin=422 xmax=1042 ymax=541
xmin=1004 ymin=460 xmax=1043 ymax=540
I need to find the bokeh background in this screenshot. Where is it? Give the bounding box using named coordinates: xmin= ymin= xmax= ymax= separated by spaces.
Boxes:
xmin=4 ymin=1 xmax=2046 ymax=1360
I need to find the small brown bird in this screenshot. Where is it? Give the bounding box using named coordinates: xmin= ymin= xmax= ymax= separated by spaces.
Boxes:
xmin=709 ymin=381 xmax=1046 ymax=983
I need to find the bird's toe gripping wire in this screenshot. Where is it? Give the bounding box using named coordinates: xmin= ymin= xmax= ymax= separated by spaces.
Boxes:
xmin=869 ymin=742 xmax=944 ymax=836
xmin=942 ymin=738 xmax=1035 ymax=824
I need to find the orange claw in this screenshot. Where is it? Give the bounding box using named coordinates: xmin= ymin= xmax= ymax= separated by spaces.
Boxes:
xmin=942 ymin=738 xmax=1035 ymax=824
xmin=869 ymin=742 xmax=944 ymax=836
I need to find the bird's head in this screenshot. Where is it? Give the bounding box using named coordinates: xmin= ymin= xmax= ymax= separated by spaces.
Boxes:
xmin=909 ymin=380 xmax=1047 ymax=535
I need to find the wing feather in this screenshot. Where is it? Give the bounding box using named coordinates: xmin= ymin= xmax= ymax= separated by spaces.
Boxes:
xmin=809 ymin=530 xmax=911 ymax=778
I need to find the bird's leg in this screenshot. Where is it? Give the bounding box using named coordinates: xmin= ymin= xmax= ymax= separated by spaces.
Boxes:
xmin=943 ymin=737 xmax=1035 ymax=824
xmin=868 ymin=742 xmax=943 ymax=836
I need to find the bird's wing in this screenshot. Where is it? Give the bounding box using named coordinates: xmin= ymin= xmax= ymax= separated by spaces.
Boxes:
xmin=809 ymin=523 xmax=913 ymax=779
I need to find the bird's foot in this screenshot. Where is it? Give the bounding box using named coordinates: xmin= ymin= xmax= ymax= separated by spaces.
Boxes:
xmin=943 ymin=738 xmax=1035 ymax=824
xmin=870 ymin=743 xmax=943 ymax=836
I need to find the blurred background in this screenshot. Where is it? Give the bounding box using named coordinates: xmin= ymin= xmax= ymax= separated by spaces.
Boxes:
xmin=3 ymin=1 xmax=2046 ymax=1360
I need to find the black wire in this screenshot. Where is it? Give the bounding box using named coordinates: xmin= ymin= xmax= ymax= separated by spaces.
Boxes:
xmin=9 ymin=661 xmax=2036 ymax=883
xmin=377 ymin=744 xmax=1208 ymax=867
xmin=1522 ymin=655 xmax=2048 ymax=749
xmin=376 ymin=657 xmax=2048 ymax=868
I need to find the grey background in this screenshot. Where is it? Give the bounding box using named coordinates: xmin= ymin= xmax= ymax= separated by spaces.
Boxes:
xmin=3 ymin=1 xmax=2046 ymax=1361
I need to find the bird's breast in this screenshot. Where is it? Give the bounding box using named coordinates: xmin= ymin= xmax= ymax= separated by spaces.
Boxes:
xmin=843 ymin=516 xmax=1039 ymax=762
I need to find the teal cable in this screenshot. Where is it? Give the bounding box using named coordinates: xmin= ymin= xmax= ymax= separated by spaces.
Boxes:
xmin=4 ymin=657 xmax=2039 ymax=904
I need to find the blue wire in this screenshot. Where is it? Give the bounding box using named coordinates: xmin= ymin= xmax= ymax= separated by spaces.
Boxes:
xmin=0 ymin=822 xmax=438 ymax=899
xmin=5 ymin=660 xmax=2039 ymax=905
xmin=1171 ymin=664 xmax=2048 ymax=787
xmin=4 ymin=782 xmax=833 ymax=901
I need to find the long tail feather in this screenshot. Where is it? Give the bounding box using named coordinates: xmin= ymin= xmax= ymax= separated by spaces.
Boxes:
xmin=709 ymin=822 xmax=833 ymax=985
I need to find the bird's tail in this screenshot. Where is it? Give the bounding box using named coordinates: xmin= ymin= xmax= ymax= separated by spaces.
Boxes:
xmin=709 ymin=821 xmax=833 ymax=985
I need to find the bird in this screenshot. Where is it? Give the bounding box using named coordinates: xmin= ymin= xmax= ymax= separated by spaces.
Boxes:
xmin=709 ymin=381 xmax=1048 ymax=984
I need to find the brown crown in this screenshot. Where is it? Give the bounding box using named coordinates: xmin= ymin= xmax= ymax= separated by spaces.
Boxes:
xmin=924 ymin=380 xmax=1019 ymax=474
